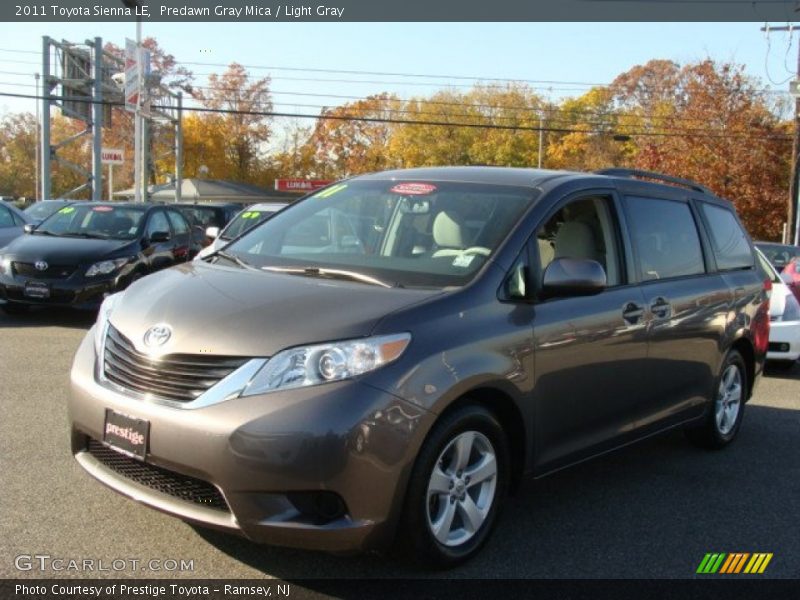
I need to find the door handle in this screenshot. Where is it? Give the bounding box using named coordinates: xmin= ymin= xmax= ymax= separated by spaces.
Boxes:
xmin=622 ymin=302 xmax=645 ymax=324
xmin=650 ymin=296 xmax=672 ymax=319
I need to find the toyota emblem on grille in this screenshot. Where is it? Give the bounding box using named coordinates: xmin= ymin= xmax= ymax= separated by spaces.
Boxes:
xmin=34 ymin=260 xmax=48 ymax=271
xmin=143 ymin=324 xmax=172 ymax=347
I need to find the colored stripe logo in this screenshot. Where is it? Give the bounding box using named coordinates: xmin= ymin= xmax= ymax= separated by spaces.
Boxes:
xmin=697 ymin=553 xmax=773 ymax=574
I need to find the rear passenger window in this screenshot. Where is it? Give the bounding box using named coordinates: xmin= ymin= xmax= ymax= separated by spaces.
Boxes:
xmin=625 ymin=197 xmax=705 ymax=281
xmin=700 ymin=203 xmax=753 ymax=271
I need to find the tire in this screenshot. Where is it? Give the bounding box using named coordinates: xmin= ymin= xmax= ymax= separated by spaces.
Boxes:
xmin=397 ymin=404 xmax=509 ymax=568
xmin=685 ymin=350 xmax=747 ymax=449
xmin=1 ymin=302 xmax=30 ymax=315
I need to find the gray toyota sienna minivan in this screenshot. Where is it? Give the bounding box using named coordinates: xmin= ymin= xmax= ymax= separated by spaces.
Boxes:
xmin=69 ymin=167 xmax=769 ymax=567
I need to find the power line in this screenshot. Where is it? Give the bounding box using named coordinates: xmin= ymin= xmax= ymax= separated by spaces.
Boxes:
xmin=0 ymin=91 xmax=792 ymax=142
xmin=0 ymin=81 xmax=782 ymax=135
xmin=2 ymin=67 xmax=782 ymax=127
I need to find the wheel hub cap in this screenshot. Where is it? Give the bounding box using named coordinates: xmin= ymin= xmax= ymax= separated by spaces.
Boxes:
xmin=425 ymin=430 xmax=498 ymax=547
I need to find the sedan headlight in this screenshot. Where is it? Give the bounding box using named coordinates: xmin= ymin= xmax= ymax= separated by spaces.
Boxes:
xmin=94 ymin=292 xmax=122 ymax=354
xmin=0 ymin=255 xmax=7 ymax=275
xmin=241 ymin=333 xmax=411 ymax=397
xmin=86 ymin=257 xmax=132 ymax=277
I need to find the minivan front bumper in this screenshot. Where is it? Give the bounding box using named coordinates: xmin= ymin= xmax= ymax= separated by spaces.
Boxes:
xmin=68 ymin=331 xmax=435 ymax=552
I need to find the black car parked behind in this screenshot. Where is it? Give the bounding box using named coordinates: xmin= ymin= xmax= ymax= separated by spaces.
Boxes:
xmin=0 ymin=202 xmax=194 ymax=313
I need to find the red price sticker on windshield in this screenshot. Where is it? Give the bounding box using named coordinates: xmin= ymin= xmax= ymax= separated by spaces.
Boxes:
xmin=92 ymin=206 xmax=114 ymax=212
xmin=389 ymin=183 xmax=437 ymax=195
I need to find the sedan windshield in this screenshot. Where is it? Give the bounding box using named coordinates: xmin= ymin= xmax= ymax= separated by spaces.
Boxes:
xmin=225 ymin=180 xmax=534 ymax=289
xmin=36 ymin=204 xmax=146 ymax=240
xmin=24 ymin=202 xmax=70 ymax=222
xmin=755 ymin=243 xmax=800 ymax=271
xmin=220 ymin=209 xmax=277 ymax=240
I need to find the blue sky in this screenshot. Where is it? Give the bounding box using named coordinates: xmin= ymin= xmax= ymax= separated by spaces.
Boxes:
xmin=0 ymin=21 xmax=797 ymax=119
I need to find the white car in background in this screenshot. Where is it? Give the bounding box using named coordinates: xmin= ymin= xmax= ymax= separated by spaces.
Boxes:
xmin=195 ymin=202 xmax=290 ymax=260
xmin=756 ymin=248 xmax=800 ymax=369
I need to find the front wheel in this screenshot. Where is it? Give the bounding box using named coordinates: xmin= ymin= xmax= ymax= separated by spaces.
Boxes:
xmin=686 ymin=350 xmax=747 ymax=449
xmin=398 ymin=404 xmax=509 ymax=568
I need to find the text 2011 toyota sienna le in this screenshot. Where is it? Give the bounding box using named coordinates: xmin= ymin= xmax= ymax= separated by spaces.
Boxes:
xmin=69 ymin=167 xmax=768 ymax=567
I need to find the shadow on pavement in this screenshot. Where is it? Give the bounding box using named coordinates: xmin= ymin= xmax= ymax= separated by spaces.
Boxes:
xmin=191 ymin=403 xmax=800 ymax=581
xmin=0 ymin=306 xmax=95 ymax=330
xmin=763 ymin=361 xmax=800 ymax=381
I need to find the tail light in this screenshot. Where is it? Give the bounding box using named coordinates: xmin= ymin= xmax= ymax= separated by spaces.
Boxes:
xmin=753 ymin=277 xmax=772 ymax=355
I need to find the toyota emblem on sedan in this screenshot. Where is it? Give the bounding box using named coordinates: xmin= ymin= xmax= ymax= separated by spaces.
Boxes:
xmin=34 ymin=261 xmax=48 ymax=271
xmin=143 ymin=324 xmax=172 ymax=347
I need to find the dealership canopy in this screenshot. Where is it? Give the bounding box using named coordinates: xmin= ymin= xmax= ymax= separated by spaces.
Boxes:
xmin=113 ymin=178 xmax=300 ymax=204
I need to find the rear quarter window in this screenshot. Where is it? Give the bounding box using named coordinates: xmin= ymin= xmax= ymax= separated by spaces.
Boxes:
xmin=625 ymin=196 xmax=706 ymax=281
xmin=700 ymin=203 xmax=753 ymax=271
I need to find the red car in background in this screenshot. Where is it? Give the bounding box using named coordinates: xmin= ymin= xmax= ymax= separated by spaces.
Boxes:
xmin=782 ymin=258 xmax=800 ymax=303
xmin=755 ymin=242 xmax=800 ymax=302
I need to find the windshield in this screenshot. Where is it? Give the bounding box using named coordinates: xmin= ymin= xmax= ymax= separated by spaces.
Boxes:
xmin=755 ymin=243 xmax=800 ymax=270
xmin=25 ymin=202 xmax=68 ymax=221
xmin=225 ymin=180 xmax=534 ymax=289
xmin=36 ymin=204 xmax=146 ymax=240
xmin=181 ymin=207 xmax=224 ymax=229
xmin=220 ymin=209 xmax=277 ymax=240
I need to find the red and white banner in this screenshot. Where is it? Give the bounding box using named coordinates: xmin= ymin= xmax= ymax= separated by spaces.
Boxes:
xmin=274 ymin=179 xmax=334 ymax=193
xmin=101 ymin=148 xmax=124 ymax=165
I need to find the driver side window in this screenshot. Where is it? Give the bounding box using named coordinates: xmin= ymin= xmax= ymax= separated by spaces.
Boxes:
xmin=146 ymin=210 xmax=170 ymax=238
xmin=536 ymin=196 xmax=622 ymax=288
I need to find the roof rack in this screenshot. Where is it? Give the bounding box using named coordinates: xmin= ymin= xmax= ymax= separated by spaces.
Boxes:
xmin=594 ymin=168 xmax=712 ymax=195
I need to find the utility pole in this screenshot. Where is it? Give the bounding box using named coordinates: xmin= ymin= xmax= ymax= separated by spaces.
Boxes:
xmin=40 ymin=37 xmax=50 ymax=201
xmin=762 ymin=24 xmax=800 ymax=245
xmin=34 ymin=72 xmax=40 ymax=201
xmin=91 ymin=37 xmax=103 ymax=201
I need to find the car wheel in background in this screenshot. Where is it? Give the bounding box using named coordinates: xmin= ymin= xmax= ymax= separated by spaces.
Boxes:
xmin=685 ymin=349 xmax=747 ymax=449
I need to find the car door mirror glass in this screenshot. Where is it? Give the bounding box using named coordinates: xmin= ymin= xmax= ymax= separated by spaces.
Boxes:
xmin=206 ymin=226 xmax=220 ymax=239
xmin=542 ymin=258 xmax=607 ymax=298
xmin=23 ymin=223 xmax=35 ymax=234
xmin=149 ymin=230 xmax=171 ymax=243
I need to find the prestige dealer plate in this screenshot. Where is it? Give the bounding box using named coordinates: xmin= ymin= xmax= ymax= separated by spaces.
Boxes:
xmin=103 ymin=408 xmax=149 ymax=460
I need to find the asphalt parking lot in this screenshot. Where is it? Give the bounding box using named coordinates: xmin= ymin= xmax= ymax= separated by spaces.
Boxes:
xmin=1 ymin=307 xmax=799 ymax=580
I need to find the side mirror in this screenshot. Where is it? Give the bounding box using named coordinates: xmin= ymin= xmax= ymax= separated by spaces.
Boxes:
xmin=542 ymin=257 xmax=606 ymax=298
xmin=205 ymin=226 xmax=220 ymax=239
xmin=23 ymin=223 xmax=35 ymax=234
xmin=149 ymin=230 xmax=171 ymax=243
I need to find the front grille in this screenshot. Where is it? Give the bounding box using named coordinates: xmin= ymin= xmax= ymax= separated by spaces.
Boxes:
xmin=87 ymin=439 xmax=229 ymax=512
xmin=12 ymin=261 xmax=76 ymax=279
xmin=103 ymin=325 xmax=248 ymax=403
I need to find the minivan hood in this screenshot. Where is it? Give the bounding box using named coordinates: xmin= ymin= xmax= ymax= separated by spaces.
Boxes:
xmin=1 ymin=234 xmax=134 ymax=264
xmin=109 ymin=260 xmax=441 ymax=358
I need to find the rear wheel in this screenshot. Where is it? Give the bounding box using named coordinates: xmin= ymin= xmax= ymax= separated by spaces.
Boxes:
xmin=1 ymin=302 xmax=30 ymax=315
xmin=686 ymin=350 xmax=746 ymax=449
xmin=398 ymin=404 xmax=509 ymax=568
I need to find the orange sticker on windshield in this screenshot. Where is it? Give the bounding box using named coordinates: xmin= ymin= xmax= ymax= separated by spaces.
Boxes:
xmin=389 ymin=183 xmax=437 ymax=195
xmin=92 ymin=206 xmax=113 ymax=212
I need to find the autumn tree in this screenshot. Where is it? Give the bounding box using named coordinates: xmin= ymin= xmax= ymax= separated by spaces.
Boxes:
xmin=184 ymin=63 xmax=273 ymax=184
xmin=611 ymin=59 xmax=791 ymax=240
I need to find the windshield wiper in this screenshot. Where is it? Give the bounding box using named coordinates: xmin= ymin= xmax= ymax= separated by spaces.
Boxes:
xmin=262 ymin=266 xmax=398 ymax=288
xmin=60 ymin=232 xmax=110 ymax=239
xmin=213 ymin=250 xmax=259 ymax=271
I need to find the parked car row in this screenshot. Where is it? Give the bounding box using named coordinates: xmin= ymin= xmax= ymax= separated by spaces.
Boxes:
xmin=0 ymin=199 xmax=293 ymax=313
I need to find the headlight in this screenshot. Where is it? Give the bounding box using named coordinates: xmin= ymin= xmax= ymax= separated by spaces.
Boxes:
xmin=94 ymin=292 xmax=122 ymax=355
xmin=86 ymin=257 xmax=132 ymax=277
xmin=0 ymin=255 xmax=7 ymax=275
xmin=783 ymin=292 xmax=800 ymax=322
xmin=241 ymin=333 xmax=411 ymax=397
